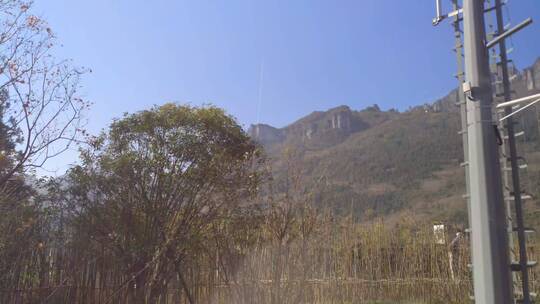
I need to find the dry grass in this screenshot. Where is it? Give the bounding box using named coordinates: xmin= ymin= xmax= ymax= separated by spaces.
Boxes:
xmin=2 ymin=212 xmax=538 ymax=304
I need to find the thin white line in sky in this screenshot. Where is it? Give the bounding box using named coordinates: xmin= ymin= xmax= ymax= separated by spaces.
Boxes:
xmin=256 ymin=58 xmax=264 ymax=124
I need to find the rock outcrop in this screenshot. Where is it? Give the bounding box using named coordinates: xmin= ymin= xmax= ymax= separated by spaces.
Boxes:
xmin=248 ymin=124 xmax=284 ymax=146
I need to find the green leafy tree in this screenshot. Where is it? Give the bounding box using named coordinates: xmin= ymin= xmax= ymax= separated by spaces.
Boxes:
xmin=66 ymin=103 xmax=263 ymax=303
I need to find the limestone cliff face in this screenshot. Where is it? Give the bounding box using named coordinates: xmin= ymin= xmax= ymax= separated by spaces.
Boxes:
xmin=300 ymin=106 xmax=359 ymax=146
xmin=513 ymin=58 xmax=540 ymax=95
xmin=428 ymin=58 xmax=540 ymax=113
xmin=327 ymin=106 xmax=352 ymax=131
xmin=247 ymin=124 xmax=284 ymax=146
xmin=249 ymin=58 xmax=540 ymax=150
xmin=287 ymin=106 xmax=356 ymax=142
xmin=249 ymin=105 xmax=393 ymax=149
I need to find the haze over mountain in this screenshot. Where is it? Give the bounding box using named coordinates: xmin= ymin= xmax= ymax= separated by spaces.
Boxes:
xmin=249 ymin=57 xmax=540 ymax=226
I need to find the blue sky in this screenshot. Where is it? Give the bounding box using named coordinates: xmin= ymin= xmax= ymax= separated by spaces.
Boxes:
xmin=32 ymin=0 xmax=540 ymax=174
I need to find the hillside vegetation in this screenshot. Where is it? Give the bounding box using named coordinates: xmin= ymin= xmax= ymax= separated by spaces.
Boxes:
xmin=250 ymin=57 xmax=540 ymax=227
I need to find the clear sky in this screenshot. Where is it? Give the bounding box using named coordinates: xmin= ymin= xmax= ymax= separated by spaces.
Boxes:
xmin=32 ymin=0 xmax=540 ymax=175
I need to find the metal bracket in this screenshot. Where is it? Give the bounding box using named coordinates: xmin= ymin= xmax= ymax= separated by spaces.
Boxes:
xmin=499 ymin=98 xmax=540 ymax=122
xmin=463 ymin=82 xmax=476 ymax=100
xmin=487 ymin=18 xmax=533 ymax=49
xmin=496 ymin=93 xmax=540 ymax=109
xmin=432 ymin=1 xmax=507 ymax=26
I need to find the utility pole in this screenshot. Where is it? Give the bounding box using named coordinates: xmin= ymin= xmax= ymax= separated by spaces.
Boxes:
xmin=462 ymin=0 xmax=513 ymax=303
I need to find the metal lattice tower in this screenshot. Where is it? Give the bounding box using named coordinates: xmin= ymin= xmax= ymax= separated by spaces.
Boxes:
xmin=433 ymin=1 xmax=536 ymax=303
xmin=485 ymin=0 xmax=521 ymax=297
xmin=488 ymin=1 xmax=537 ymax=302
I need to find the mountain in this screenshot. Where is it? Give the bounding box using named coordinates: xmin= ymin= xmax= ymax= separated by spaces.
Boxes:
xmin=249 ymin=57 xmax=540 ymax=226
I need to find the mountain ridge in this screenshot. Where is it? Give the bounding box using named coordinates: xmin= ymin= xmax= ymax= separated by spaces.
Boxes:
xmin=250 ymin=57 xmax=540 ymax=225
xmin=249 ymin=57 xmax=540 ymax=146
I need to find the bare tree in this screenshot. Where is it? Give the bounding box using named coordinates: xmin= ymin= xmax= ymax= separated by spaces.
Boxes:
xmin=0 ymin=0 xmax=89 ymax=186
xmin=264 ymin=148 xmax=320 ymax=304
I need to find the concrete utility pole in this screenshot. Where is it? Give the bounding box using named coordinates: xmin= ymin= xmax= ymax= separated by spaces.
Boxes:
xmin=462 ymin=0 xmax=513 ymax=303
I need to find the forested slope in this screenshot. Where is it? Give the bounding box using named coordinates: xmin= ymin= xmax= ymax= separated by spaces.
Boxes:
xmin=250 ymin=57 xmax=540 ymax=226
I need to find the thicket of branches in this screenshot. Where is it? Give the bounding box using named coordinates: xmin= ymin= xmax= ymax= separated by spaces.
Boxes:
xmin=1 ymin=115 xmax=485 ymax=303
xmin=0 ymin=0 xmax=88 ymax=300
